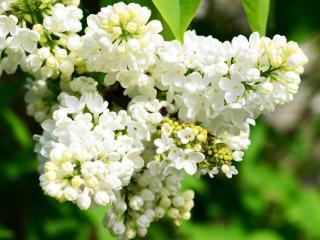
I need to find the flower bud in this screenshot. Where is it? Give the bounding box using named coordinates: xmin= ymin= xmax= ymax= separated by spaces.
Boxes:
xmin=184 ymin=200 xmax=194 ymax=210
xmin=112 ymin=222 xmax=125 ymax=235
xmin=45 ymin=183 xmax=60 ymax=197
xmin=147 ymin=20 xmax=162 ymax=33
xmin=64 ymin=186 xmax=78 ymax=201
xmin=159 ymin=197 xmax=171 ymax=208
xmin=137 ymin=227 xmax=147 ymax=237
xmin=168 ymin=208 xmax=180 ymax=219
xmin=129 ymin=195 xmax=144 ymax=210
xmin=172 ymin=196 xmax=185 ymax=208
xmin=126 ymin=22 xmax=137 ymax=33
xmin=61 ymin=161 xmax=74 ymax=175
xmin=182 ymin=211 xmax=191 ymax=220
xmin=94 ymin=191 xmax=111 ymax=206
xmin=140 ymin=189 xmax=155 ymax=201
xmin=115 ymin=201 xmax=127 ymax=212
xmin=126 ymin=227 xmax=136 ymax=239
xmin=77 ymin=192 xmax=91 ymax=210
xmin=71 ymin=176 xmax=83 ymax=188
xmin=136 ymin=215 xmax=150 ymax=228
xmin=155 ymin=206 xmax=165 ymax=218
xmin=145 ymin=209 xmax=155 ymax=220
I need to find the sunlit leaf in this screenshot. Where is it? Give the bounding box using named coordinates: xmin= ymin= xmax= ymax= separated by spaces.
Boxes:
xmin=241 ymin=0 xmax=270 ymax=35
xmin=152 ymin=0 xmax=200 ymax=42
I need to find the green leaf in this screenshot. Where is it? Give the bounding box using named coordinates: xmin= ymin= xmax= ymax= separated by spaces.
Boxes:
xmin=241 ymin=0 xmax=270 ymax=36
xmin=0 ymin=108 xmax=32 ymax=148
xmin=179 ymin=221 xmax=246 ymax=240
xmin=249 ymin=230 xmax=283 ymax=240
xmin=152 ymin=0 xmax=200 ymax=42
xmin=286 ymin=189 xmax=320 ymax=239
xmin=0 ymin=226 xmax=14 ymax=239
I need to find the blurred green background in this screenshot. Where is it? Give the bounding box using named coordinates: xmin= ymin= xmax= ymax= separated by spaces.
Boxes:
xmin=1 ymin=0 xmax=320 ymax=239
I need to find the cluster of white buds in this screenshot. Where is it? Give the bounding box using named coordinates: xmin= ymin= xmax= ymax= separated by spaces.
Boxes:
xmin=0 ymin=0 xmax=308 ymax=238
xmin=24 ymin=78 xmax=59 ymax=123
xmin=104 ymin=158 xmax=194 ymax=239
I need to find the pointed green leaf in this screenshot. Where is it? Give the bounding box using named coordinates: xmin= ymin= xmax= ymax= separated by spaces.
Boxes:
xmin=241 ymin=0 xmax=270 ymax=35
xmin=152 ymin=0 xmax=200 ymax=42
xmin=0 ymin=108 xmax=32 ymax=148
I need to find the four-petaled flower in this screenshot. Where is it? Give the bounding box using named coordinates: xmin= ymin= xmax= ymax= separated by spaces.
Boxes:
xmin=173 ymin=149 xmax=205 ymax=175
xmin=177 ymin=127 xmax=195 ymax=144
xmin=219 ymin=74 xmax=245 ymax=103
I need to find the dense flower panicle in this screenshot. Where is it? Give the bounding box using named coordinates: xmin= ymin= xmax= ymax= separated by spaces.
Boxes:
xmin=81 ymin=2 xmax=163 ymax=73
xmin=152 ymin=31 xmax=308 ymax=138
xmin=28 ymin=3 xmax=85 ymax=80
xmin=35 ymin=77 xmax=152 ymax=209
xmin=0 ymin=3 xmax=84 ymax=80
xmin=104 ymin=159 xmax=194 ymax=239
xmin=76 ymin=2 xmax=164 ymax=98
xmin=43 ymin=3 xmax=83 ymax=33
xmin=0 ymin=15 xmax=40 ymax=76
xmin=0 ymin=1 xmax=309 ymax=239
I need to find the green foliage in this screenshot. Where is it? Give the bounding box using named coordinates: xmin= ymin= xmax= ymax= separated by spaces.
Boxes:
xmin=241 ymin=0 xmax=270 ymax=35
xmin=0 ymin=227 xmax=14 ymax=240
xmin=10 ymin=0 xmax=47 ymax=23
xmin=151 ymin=0 xmax=200 ymax=42
xmin=0 ymin=107 xmax=32 ymax=148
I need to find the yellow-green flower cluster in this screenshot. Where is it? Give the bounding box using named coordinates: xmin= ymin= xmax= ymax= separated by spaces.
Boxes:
xmin=199 ymin=141 xmax=233 ymax=171
xmin=159 ymin=118 xmax=207 ymax=150
xmin=158 ymin=118 xmax=235 ymax=172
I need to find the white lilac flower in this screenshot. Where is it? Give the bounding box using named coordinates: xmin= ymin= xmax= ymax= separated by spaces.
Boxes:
xmin=184 ymin=72 xmax=211 ymax=92
xmin=232 ymin=151 xmax=244 ymax=161
xmin=1 ymin=55 xmax=19 ymax=74
xmin=21 ymin=45 xmax=78 ymax=80
xmin=161 ymin=123 xmax=173 ymax=136
xmin=154 ymin=136 xmax=173 ymax=154
xmin=173 ymin=149 xmax=205 ymax=175
xmin=8 ymin=28 xmax=40 ymax=53
xmin=0 ymin=35 xmax=6 ymax=50
xmin=159 ymin=63 xmax=186 ymax=93
xmin=80 ymin=2 xmax=163 ymax=73
xmin=177 ymin=128 xmax=195 ymax=144
xmin=175 ymin=92 xmax=211 ymax=122
xmin=128 ymin=96 xmax=164 ymax=125
xmin=104 ymin=157 xmax=194 ymax=239
xmin=43 ymin=3 xmax=83 ymax=33
xmin=219 ymin=74 xmax=245 ymax=103
xmin=221 ymin=164 xmax=238 ymax=178
xmin=69 ymin=76 xmax=98 ymax=93
xmin=36 ymin=90 xmax=149 ymax=209
xmin=0 ymin=15 xmax=18 ymax=37
xmin=207 ymin=167 xmax=219 ymax=178
xmin=152 ymin=30 xmax=307 ymax=137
